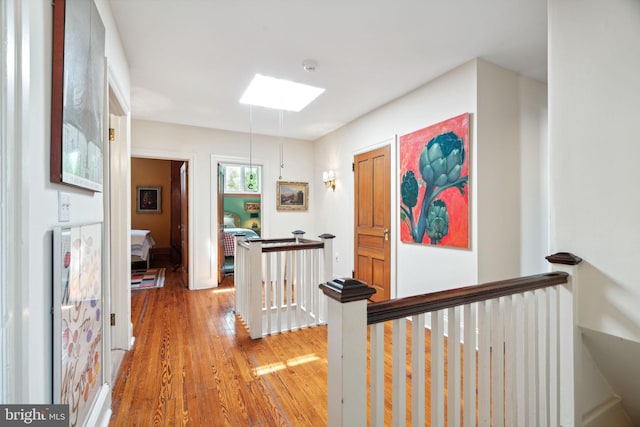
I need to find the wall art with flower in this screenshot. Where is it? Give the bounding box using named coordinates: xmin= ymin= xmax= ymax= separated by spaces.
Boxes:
xmin=53 ymin=222 xmax=103 ymax=427
xmin=399 ymin=113 xmax=470 ymax=248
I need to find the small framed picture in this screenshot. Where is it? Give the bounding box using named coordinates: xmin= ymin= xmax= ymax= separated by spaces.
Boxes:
xmin=244 ymin=201 xmax=261 ymax=213
xmin=277 ymin=181 xmax=308 ymax=211
xmin=136 ymin=186 xmax=162 ymax=213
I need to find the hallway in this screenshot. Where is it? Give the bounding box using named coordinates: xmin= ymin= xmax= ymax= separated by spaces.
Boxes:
xmin=109 ymin=261 xmax=329 ymax=426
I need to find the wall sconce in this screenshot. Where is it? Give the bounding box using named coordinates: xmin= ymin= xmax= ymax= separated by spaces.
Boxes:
xmin=322 ymin=169 xmax=336 ymax=191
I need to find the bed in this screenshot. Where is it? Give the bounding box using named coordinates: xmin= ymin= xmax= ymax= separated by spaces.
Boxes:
xmin=222 ymin=212 xmax=259 ymax=274
xmin=131 ymin=229 xmax=156 ymax=270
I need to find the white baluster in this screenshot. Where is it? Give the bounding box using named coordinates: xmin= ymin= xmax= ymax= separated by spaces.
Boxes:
xmin=491 ymin=297 xmax=504 ymax=427
xmin=431 ymin=310 xmax=444 ymax=427
xmin=448 ymin=307 xmax=460 ymax=427
xmin=392 ymin=318 xmax=406 ymax=427
xmin=370 ymin=322 xmax=385 ymax=427
xmin=412 ymin=313 xmax=425 ymax=426
xmin=477 ymin=300 xmax=491 ymax=427
xmin=463 ymin=303 xmax=477 ymax=427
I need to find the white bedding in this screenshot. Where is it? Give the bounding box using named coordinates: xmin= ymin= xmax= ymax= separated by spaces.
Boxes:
xmin=131 ymin=229 xmax=156 ymax=261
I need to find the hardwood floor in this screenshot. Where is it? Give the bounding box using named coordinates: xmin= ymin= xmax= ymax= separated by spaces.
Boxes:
xmin=110 ymin=258 xmax=455 ymax=426
xmin=110 ymin=261 xmax=329 ymax=426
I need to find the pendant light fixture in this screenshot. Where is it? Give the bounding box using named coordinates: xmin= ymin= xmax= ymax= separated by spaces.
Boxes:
xmin=279 ymin=109 xmax=284 ymax=180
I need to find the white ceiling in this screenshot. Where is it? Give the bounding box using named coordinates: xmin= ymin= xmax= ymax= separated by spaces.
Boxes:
xmin=108 ymin=0 xmax=547 ymax=141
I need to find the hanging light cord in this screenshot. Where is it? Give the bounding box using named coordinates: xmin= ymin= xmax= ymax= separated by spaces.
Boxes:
xmin=279 ymin=110 xmax=284 ymax=180
xmin=249 ymin=104 xmax=253 ymax=170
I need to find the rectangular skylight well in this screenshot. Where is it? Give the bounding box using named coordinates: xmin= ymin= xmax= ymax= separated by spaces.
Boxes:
xmin=239 ymin=74 xmax=325 ymax=112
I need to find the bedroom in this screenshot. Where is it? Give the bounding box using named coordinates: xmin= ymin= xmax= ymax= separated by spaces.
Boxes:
xmin=131 ymin=158 xmax=262 ymax=281
xmin=220 ymin=162 xmax=262 ymax=275
xmin=131 ymin=157 xmax=188 ymax=285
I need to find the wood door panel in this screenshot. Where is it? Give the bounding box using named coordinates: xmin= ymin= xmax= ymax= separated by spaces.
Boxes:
xmin=354 ymin=145 xmax=391 ymax=301
xmin=356 ymin=159 xmax=373 ymax=227
xmin=180 ymin=163 xmax=189 ymax=287
xmin=357 ymin=255 xmax=386 ymax=302
xmin=372 ymin=155 xmax=387 ymax=227
xmin=357 ymin=234 xmax=385 ymax=249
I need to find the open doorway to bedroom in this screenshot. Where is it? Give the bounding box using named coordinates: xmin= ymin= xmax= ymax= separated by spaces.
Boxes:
xmin=217 ymin=162 xmax=262 ymax=283
xmin=131 ymin=157 xmax=189 ymax=287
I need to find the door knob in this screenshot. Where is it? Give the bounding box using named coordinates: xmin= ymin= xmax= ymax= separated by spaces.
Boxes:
xmin=384 ymin=228 xmax=389 ymax=241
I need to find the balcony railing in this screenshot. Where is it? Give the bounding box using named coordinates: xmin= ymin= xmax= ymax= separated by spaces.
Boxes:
xmin=320 ymin=252 xmax=582 ymax=427
xmin=234 ymin=231 xmax=335 ymax=339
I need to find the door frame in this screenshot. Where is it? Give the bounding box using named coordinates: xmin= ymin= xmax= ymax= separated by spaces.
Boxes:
xmin=132 ymin=148 xmax=195 ymax=289
xmin=212 ymin=155 xmax=265 ymax=285
xmin=108 ymin=89 xmax=130 ymax=383
xmin=353 ymin=136 xmax=398 ymax=299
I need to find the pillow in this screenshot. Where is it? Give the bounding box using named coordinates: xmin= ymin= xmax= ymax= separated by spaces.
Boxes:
xmin=223 ymin=216 xmax=235 ymax=228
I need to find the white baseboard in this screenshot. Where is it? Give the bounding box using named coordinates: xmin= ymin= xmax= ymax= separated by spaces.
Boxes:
xmin=85 ymin=384 xmax=111 ymax=427
xmin=583 ymin=395 xmax=633 ymax=427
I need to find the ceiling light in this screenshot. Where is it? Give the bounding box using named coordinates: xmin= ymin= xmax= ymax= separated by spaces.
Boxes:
xmin=240 ymin=74 xmax=325 ymax=112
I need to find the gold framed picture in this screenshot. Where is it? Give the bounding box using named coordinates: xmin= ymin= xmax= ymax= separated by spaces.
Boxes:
xmin=276 ymin=181 xmax=308 ymax=211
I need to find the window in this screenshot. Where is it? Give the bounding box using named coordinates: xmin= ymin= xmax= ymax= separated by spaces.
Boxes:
xmin=223 ymin=164 xmax=261 ymax=194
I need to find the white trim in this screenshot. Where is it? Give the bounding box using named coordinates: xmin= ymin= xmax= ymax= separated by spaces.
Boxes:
xmin=1 ymin=0 xmax=28 ymax=402
xmin=352 ymin=135 xmax=398 ymax=299
xmin=0 ymin=0 xmax=9 ymax=403
xmin=84 ymin=384 xmax=111 ymax=427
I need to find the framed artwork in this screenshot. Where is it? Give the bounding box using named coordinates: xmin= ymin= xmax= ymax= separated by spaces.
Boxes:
xmin=50 ymin=0 xmax=106 ymax=192
xmin=277 ymin=181 xmax=309 ymax=211
xmin=53 ymin=222 xmax=104 ymax=427
xmin=244 ymin=201 xmax=261 ymax=213
xmin=136 ymin=186 xmax=162 ymax=213
xmin=399 ymin=113 xmax=470 ymax=248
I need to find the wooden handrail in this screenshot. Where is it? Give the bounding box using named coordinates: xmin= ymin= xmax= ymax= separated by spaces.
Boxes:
xmin=367 ymin=272 xmax=569 ymax=325
xmin=236 ymin=237 xmax=324 ymax=253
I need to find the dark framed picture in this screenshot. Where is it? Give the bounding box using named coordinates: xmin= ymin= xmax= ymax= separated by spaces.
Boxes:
xmin=50 ymin=0 xmax=106 ymax=192
xmin=136 ymin=186 xmax=162 ymax=213
xmin=277 ymin=181 xmax=308 ymax=211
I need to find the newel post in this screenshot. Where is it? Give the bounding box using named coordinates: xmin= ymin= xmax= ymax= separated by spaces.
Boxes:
xmin=545 ymin=252 xmax=583 ymax=427
xmin=318 ymin=233 xmax=335 ymax=282
xmin=320 ymin=278 xmax=375 ymax=427
xmin=247 ymin=238 xmax=263 ymax=339
xmin=318 ymin=234 xmax=336 ymax=324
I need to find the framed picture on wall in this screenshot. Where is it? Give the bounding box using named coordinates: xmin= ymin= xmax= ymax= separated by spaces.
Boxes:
xmin=53 ymin=222 xmax=104 ymax=427
xmin=277 ymin=181 xmax=308 ymax=211
xmin=136 ymin=186 xmax=162 ymax=213
xmin=50 ymin=0 xmax=106 ymax=192
xmin=244 ymin=201 xmax=261 ymax=213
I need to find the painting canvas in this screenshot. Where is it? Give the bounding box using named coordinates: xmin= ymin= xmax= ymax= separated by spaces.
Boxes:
xmin=51 ymin=0 xmax=106 ymax=192
xmin=136 ymin=186 xmax=162 ymax=213
xmin=399 ymin=113 xmax=470 ymax=248
xmin=277 ymin=181 xmax=308 ymax=211
xmin=53 ymin=223 xmax=104 ymax=427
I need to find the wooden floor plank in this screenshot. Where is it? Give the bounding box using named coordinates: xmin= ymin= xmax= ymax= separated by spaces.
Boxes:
xmin=110 ymin=255 xmax=459 ymax=426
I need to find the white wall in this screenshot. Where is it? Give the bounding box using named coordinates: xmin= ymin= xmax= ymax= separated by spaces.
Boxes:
xmin=314 ymin=59 xmax=548 ymax=298
xmin=130 ymin=119 xmax=316 ymax=289
xmin=4 ymin=0 xmax=129 ymax=408
xmin=549 ymin=0 xmax=640 ymax=422
xmin=549 ymin=0 xmax=640 ymax=343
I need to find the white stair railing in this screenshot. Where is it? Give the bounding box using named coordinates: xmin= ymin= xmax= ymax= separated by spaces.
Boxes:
xmin=234 ymin=231 xmax=335 ymax=339
xmin=321 ymin=252 xmax=582 ymax=427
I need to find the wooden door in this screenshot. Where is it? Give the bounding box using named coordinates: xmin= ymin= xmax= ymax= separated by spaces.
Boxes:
xmin=180 ymin=162 xmax=189 ymax=287
xmin=170 ymin=161 xmax=183 ymax=267
xmin=354 ymin=145 xmax=391 ymax=302
xmin=217 ymin=164 xmax=225 ymax=284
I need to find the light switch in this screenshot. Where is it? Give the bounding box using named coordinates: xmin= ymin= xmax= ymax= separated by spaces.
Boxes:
xmin=58 ymin=192 xmax=71 ymax=222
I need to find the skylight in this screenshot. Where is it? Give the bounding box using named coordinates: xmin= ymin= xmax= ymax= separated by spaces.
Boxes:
xmin=239 ymin=74 xmax=325 ymax=112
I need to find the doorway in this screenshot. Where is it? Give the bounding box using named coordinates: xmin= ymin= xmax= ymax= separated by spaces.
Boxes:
xmin=131 ymin=157 xmax=189 ymax=287
xmin=217 ymin=162 xmax=262 ymax=283
xmin=353 ymin=145 xmax=392 ymax=302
